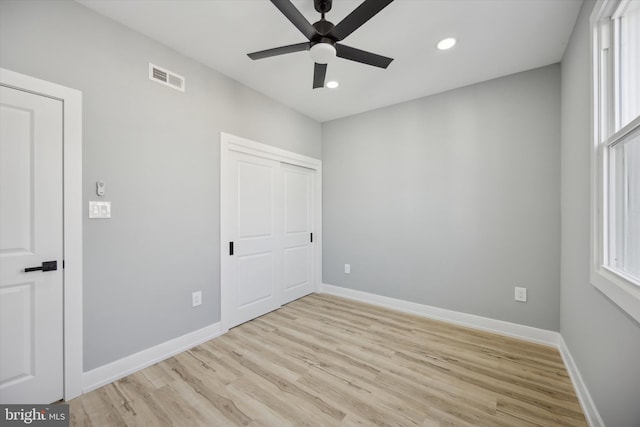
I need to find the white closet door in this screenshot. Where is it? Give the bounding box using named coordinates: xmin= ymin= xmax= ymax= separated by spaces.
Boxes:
xmin=227 ymin=150 xmax=282 ymax=328
xmin=281 ymin=163 xmax=314 ymax=304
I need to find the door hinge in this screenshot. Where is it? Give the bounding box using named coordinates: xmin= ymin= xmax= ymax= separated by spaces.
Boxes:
xmin=229 ymin=241 xmax=234 ymax=256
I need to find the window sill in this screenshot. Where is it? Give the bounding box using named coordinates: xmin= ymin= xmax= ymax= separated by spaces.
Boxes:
xmin=591 ymin=267 xmax=640 ymax=323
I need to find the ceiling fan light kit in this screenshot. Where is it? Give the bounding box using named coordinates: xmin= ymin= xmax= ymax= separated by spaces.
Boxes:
xmin=309 ymin=42 xmax=336 ymax=64
xmin=247 ymin=0 xmax=395 ymax=89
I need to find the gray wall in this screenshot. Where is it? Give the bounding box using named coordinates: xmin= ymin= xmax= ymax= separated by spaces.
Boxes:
xmin=0 ymin=0 xmax=321 ymax=371
xmin=322 ymin=65 xmax=561 ymax=331
xmin=560 ymin=1 xmax=640 ymax=425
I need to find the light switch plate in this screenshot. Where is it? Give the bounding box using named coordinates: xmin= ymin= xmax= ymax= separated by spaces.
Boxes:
xmin=89 ymin=201 xmax=111 ymax=219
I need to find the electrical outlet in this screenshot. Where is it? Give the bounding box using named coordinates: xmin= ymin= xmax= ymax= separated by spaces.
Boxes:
xmin=515 ymin=287 xmax=527 ymax=303
xmin=192 ymin=291 xmax=202 ymax=307
xmin=344 ymin=264 xmax=351 ymax=274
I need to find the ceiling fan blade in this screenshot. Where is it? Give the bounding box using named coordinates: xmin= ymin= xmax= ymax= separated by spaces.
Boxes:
xmin=270 ymin=0 xmax=317 ymax=40
xmin=336 ymin=44 xmax=393 ymax=68
xmin=247 ymin=42 xmax=311 ymax=60
xmin=330 ymin=0 xmax=394 ymax=41
xmin=313 ymin=63 xmax=327 ymax=89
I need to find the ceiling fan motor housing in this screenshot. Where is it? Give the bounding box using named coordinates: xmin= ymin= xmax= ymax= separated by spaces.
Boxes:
xmin=312 ymin=20 xmax=335 ymax=37
xmin=314 ymin=0 xmax=333 ymax=14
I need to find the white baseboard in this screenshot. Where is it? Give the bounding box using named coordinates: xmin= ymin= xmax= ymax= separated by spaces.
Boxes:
xmin=82 ymin=322 xmax=223 ymax=393
xmin=558 ymin=336 xmax=604 ymax=427
xmin=321 ymin=283 xmax=559 ymax=347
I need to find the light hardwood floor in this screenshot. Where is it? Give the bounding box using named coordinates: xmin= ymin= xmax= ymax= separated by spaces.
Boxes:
xmin=69 ymin=294 xmax=587 ymax=426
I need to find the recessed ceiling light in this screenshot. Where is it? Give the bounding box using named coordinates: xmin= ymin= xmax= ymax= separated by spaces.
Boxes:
xmin=436 ymin=37 xmax=456 ymax=50
xmin=326 ymin=81 xmax=339 ymax=89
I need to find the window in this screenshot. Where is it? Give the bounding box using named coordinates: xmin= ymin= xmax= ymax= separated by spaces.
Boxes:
xmin=591 ymin=0 xmax=640 ymax=322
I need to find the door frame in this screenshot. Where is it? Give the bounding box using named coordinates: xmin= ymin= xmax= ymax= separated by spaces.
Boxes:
xmin=1 ymin=68 xmax=83 ymax=401
xmin=220 ymin=132 xmax=322 ymax=333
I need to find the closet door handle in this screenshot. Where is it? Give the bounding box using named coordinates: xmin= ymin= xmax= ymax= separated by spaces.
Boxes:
xmin=229 ymin=242 xmax=234 ymax=256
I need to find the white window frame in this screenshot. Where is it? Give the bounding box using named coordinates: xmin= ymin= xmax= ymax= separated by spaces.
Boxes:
xmin=590 ymin=0 xmax=640 ymax=323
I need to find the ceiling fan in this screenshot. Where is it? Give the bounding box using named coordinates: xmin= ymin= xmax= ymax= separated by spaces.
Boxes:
xmin=247 ymin=0 xmax=394 ymax=89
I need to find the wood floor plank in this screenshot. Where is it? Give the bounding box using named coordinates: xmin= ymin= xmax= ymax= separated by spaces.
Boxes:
xmin=164 ymin=354 xmax=253 ymax=426
xmin=69 ymin=293 xmax=587 ymax=426
xmin=214 ymin=336 xmax=346 ymax=423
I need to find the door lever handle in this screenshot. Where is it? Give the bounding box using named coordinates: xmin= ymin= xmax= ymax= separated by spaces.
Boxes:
xmin=24 ymin=260 xmax=57 ymax=273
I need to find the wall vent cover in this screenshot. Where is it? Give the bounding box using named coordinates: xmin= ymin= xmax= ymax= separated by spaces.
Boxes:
xmin=149 ymin=63 xmax=185 ymax=92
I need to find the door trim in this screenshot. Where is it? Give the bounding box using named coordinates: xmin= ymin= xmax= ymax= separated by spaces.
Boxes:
xmin=1 ymin=68 xmax=83 ymax=401
xmin=220 ymin=132 xmax=322 ymax=333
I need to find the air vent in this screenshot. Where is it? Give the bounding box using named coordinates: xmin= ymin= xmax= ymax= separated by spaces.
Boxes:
xmin=149 ymin=63 xmax=185 ymax=92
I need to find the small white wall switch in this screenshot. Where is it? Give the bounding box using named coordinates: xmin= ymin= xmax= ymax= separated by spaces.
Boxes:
xmin=344 ymin=264 xmax=351 ymax=274
xmin=192 ymin=291 xmax=202 ymax=307
xmin=96 ymin=180 xmax=105 ymax=196
xmin=515 ymin=287 xmax=527 ymax=302
xmin=89 ymin=201 xmax=111 ymax=219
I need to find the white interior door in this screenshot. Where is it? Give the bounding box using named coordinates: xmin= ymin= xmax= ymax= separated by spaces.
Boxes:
xmin=227 ymin=150 xmax=282 ymax=328
xmin=281 ymin=163 xmax=314 ymax=304
xmin=0 ymin=86 xmax=64 ymax=404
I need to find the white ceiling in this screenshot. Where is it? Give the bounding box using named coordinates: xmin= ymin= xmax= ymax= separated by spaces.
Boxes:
xmin=76 ymin=0 xmax=582 ymax=122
